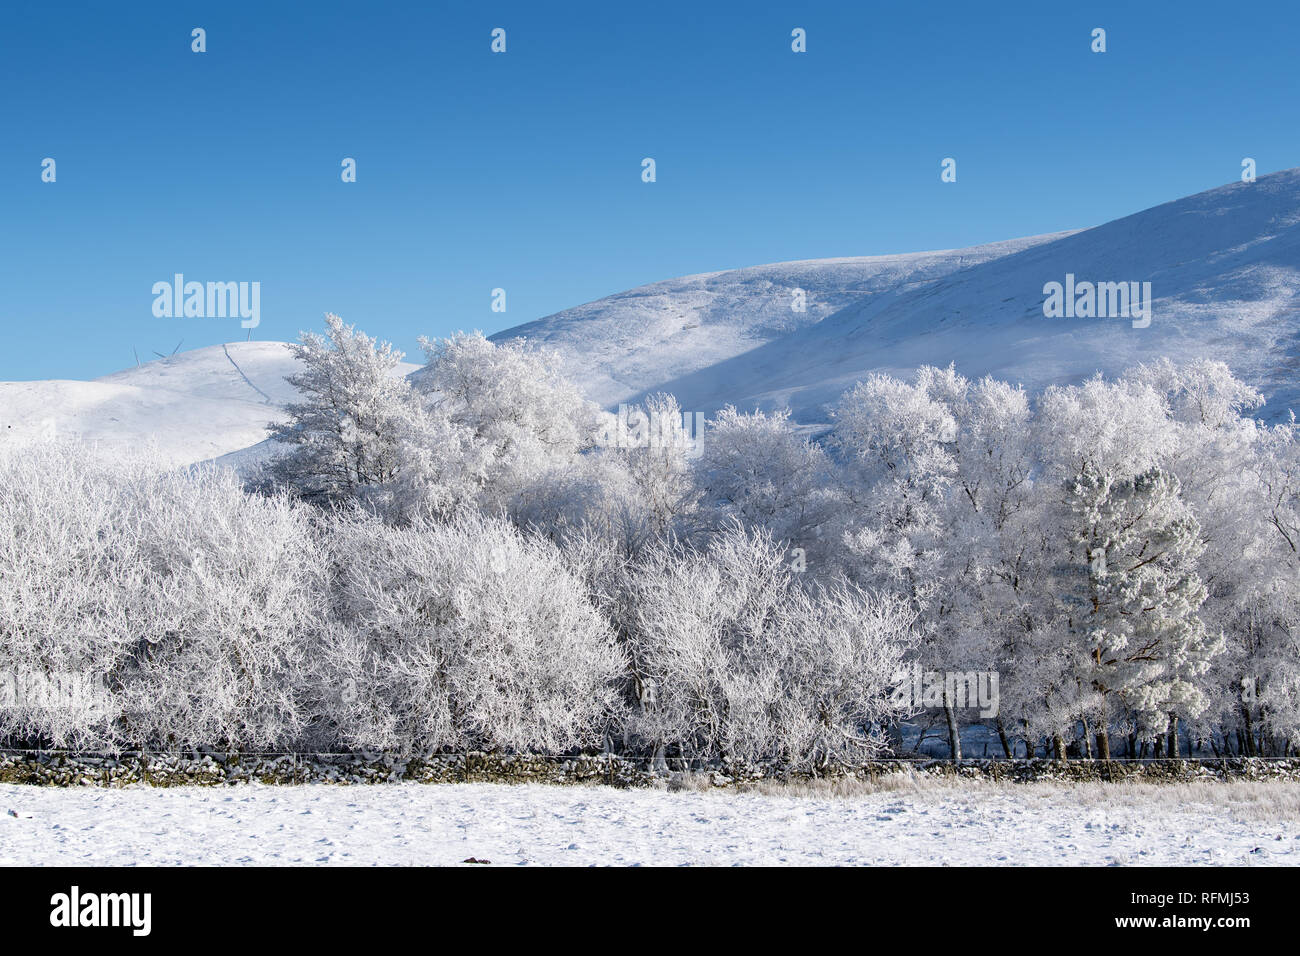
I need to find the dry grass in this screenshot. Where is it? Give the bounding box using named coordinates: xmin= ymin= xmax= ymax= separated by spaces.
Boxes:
xmin=733 ymin=771 xmax=1300 ymax=822
xmin=1016 ymin=780 xmax=1300 ymax=822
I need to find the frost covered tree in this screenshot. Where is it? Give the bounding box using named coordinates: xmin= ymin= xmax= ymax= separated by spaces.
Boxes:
xmin=0 ymin=442 xmax=324 ymax=750
xmin=265 ymin=316 xmax=491 ymax=522
xmin=831 ymin=370 xmax=963 ymax=755
xmin=516 ymin=392 xmax=705 ymax=568
xmin=598 ymin=393 xmax=703 ymax=540
xmin=414 ymin=332 xmax=602 ymax=515
xmin=6 ymin=340 xmax=1296 ymax=766
xmin=695 ymin=405 xmax=843 ymax=563
xmin=1057 ymin=469 xmax=1218 ymax=757
xmin=315 ymin=510 xmax=626 ymax=755
xmin=1123 ymin=360 xmax=1275 ymax=754
xmin=114 ymin=465 xmax=327 ymax=750
xmin=935 ymin=374 xmax=1053 ymax=757
xmin=1241 ymin=414 xmax=1300 ymax=752
xmin=623 ymin=522 xmax=913 ymax=768
xmin=0 ymin=443 xmax=144 ymax=747
xmin=1037 ymin=377 xmax=1221 ymax=759
xmin=831 ymin=372 xmax=956 ymax=597
xmin=267 ymin=314 xmax=423 ymax=504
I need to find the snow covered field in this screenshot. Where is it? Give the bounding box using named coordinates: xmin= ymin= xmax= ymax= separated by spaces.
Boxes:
xmin=1 ymin=779 xmax=1295 ymax=866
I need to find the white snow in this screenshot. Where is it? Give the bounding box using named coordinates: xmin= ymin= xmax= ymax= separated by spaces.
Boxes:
xmin=0 ymin=342 xmax=419 ymax=468
xmin=497 ymin=170 xmax=1300 ymax=423
xmin=0 ymin=780 xmax=1293 ymax=866
xmin=491 ymin=233 xmax=1076 ymax=413
xmin=6 ymin=170 xmax=1300 ymax=466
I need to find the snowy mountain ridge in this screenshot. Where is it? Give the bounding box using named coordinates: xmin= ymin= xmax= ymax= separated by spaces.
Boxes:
xmin=495 ymin=169 xmax=1300 ymax=423
xmin=4 ymin=169 xmax=1300 ymax=466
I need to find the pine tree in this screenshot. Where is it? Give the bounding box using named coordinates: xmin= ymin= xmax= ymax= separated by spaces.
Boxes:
xmin=1058 ymin=468 xmax=1221 ymax=758
xmin=267 ymin=314 xmax=419 ymax=503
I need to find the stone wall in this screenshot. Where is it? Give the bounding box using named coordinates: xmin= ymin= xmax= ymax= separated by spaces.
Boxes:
xmin=3 ymin=751 xmax=1299 ymax=788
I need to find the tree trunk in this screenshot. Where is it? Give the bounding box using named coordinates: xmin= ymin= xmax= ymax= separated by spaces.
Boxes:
xmin=651 ymin=741 xmax=668 ymax=774
xmin=996 ymin=717 xmax=1012 ymax=759
xmin=1053 ymin=734 xmax=1067 ymax=761
xmin=1240 ymin=706 xmax=1257 ymax=757
xmin=1093 ymin=696 xmax=1111 ymax=761
xmin=885 ymin=721 xmax=905 ymax=756
xmin=1167 ymin=715 xmax=1180 ymax=758
xmin=943 ymin=696 xmax=962 ymax=763
xmin=1081 ymin=718 xmax=1094 ymax=759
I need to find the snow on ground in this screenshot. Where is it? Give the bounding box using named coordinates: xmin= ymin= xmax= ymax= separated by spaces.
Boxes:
xmin=1 ymin=780 xmax=1295 ymax=866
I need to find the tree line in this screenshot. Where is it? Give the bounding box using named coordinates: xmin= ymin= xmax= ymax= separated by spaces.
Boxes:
xmin=2 ymin=315 xmax=1296 ymax=763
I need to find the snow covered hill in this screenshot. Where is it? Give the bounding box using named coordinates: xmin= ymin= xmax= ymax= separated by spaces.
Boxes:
xmin=5 ymin=170 xmax=1299 ymax=466
xmin=496 ymin=169 xmax=1300 ymax=423
xmin=490 ymin=232 xmax=1075 ymax=411
xmin=0 ymin=343 xmax=417 ymax=468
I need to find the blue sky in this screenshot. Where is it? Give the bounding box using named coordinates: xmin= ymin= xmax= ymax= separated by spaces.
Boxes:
xmin=2 ymin=1 xmax=1297 ymax=380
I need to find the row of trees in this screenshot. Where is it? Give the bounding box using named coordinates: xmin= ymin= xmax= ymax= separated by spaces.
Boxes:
xmin=828 ymin=364 xmax=1297 ymax=759
xmin=0 ymin=440 xmax=909 ymax=763
xmin=3 ymin=314 xmax=1297 ymax=761
xmin=265 ymin=317 xmax=1300 ymax=759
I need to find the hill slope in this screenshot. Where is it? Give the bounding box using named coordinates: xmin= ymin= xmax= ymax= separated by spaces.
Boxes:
xmin=0 ymin=343 xmax=417 ymax=467
xmin=496 ymin=170 xmax=1300 ymax=422
xmin=6 ymin=171 xmax=1299 ymax=466
xmin=491 ymin=232 xmax=1075 ymax=411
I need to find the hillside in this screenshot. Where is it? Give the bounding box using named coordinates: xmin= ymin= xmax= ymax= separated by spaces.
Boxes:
xmin=6 ymin=170 xmax=1300 ymax=467
xmin=0 ymin=343 xmax=417 ymax=467
xmin=496 ymin=170 xmax=1300 ymax=422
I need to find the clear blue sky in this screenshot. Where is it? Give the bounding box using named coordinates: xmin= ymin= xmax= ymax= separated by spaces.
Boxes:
xmin=2 ymin=0 xmax=1297 ymax=380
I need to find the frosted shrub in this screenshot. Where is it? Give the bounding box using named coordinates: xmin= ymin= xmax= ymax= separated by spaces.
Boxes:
xmin=318 ymin=510 xmax=626 ymax=755
xmin=116 ymin=466 xmax=326 ymax=750
xmin=0 ymin=443 xmax=323 ymax=749
xmin=0 ymin=443 xmax=143 ymax=747
xmin=624 ymin=522 xmax=913 ymax=767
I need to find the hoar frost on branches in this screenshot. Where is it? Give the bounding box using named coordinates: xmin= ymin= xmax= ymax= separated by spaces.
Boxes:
xmin=314 ymin=511 xmax=626 ymax=756
xmin=622 ymin=522 xmax=913 ymax=769
xmin=6 ymin=309 xmax=1296 ymax=763
xmin=0 ymin=443 xmax=324 ymax=750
